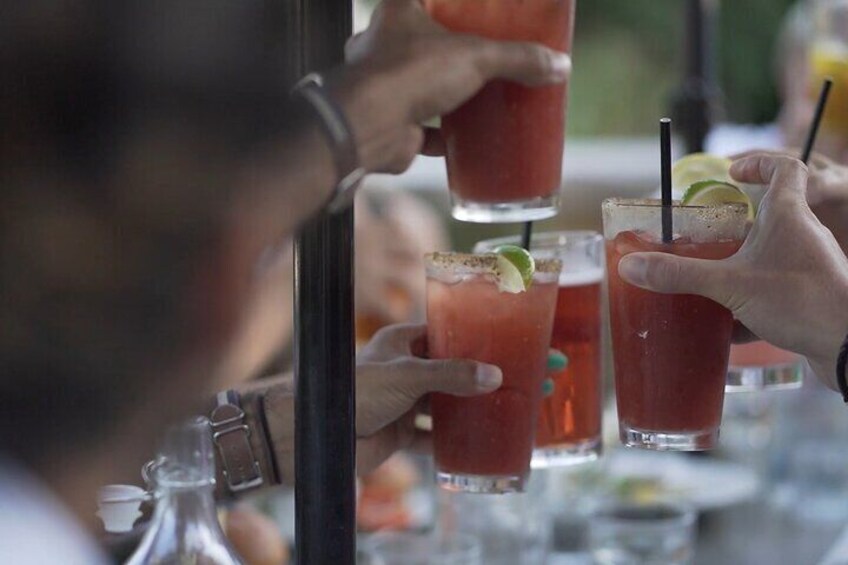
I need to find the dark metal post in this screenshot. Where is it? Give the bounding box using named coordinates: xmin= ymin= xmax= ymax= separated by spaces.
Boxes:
xmin=293 ymin=1 xmax=356 ymax=563
xmin=672 ymin=0 xmax=720 ymax=153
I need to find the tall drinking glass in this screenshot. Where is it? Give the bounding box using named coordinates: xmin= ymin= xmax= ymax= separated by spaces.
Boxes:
xmin=811 ymin=0 xmax=848 ymax=146
xmin=603 ymin=199 xmax=748 ymax=451
xmin=424 ymin=0 xmax=576 ymax=223
xmin=426 ymin=252 xmax=560 ymax=493
xmin=726 ymin=342 xmax=804 ymax=392
xmin=474 ymin=232 xmax=604 ymax=467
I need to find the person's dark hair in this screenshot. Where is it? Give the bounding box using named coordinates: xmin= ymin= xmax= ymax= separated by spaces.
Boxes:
xmin=0 ymin=1 xmax=296 ymax=470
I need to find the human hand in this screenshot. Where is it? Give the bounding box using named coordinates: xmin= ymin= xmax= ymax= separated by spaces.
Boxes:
xmin=732 ymin=149 xmax=848 ymax=208
xmin=617 ymin=154 xmax=848 ymax=391
xmin=332 ymin=0 xmax=571 ymax=174
xmin=355 ymin=323 xmax=502 ymax=474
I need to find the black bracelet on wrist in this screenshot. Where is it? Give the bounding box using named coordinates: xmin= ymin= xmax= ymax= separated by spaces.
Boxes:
xmin=292 ymin=72 xmax=365 ymax=213
xmin=836 ymin=332 xmax=848 ymax=403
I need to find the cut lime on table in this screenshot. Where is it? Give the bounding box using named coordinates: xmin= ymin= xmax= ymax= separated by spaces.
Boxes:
xmin=682 ymin=180 xmax=755 ymax=221
xmin=494 ymin=244 xmax=535 ymax=293
xmin=672 ymin=153 xmax=733 ymax=192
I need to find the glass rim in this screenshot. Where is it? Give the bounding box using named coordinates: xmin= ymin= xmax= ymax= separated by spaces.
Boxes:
xmin=602 ymin=197 xmax=748 ymax=212
xmin=424 ymin=251 xmax=562 ymax=274
xmin=591 ymin=499 xmax=696 ymax=526
xmin=474 ymin=230 xmax=602 ymax=251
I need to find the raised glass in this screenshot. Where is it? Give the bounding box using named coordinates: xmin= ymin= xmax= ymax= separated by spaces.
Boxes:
xmin=603 ymin=199 xmax=748 ymax=451
xmin=426 ymin=252 xmax=560 ymax=492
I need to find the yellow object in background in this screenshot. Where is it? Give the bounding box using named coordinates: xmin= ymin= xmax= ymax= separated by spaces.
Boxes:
xmin=811 ymin=43 xmax=848 ymax=137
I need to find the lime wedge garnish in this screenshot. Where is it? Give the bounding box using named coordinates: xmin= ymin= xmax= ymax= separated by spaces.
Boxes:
xmin=493 ymin=245 xmax=535 ymax=293
xmin=682 ymin=179 xmax=756 ymax=221
xmin=672 ymin=153 xmax=733 ymax=192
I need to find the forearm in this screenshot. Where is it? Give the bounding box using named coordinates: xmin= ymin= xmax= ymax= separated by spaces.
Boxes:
xmin=230 ymin=95 xmax=338 ymax=254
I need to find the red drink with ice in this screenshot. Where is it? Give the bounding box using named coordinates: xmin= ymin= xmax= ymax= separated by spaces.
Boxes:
xmin=602 ymin=200 xmax=747 ymax=450
xmin=426 ymin=252 xmax=559 ymax=492
xmin=425 ymin=0 xmax=576 ymax=223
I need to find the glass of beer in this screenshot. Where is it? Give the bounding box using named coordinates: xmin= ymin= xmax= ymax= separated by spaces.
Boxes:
xmin=475 ymin=232 xmax=604 ymax=467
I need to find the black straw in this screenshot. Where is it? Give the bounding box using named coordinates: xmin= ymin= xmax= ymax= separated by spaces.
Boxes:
xmin=660 ymin=118 xmax=673 ymax=244
xmin=801 ymin=77 xmax=834 ymax=164
xmin=521 ymin=221 xmax=533 ymax=250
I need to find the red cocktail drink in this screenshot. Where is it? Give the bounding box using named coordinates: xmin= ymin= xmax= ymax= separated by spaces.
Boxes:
xmin=475 ymin=231 xmax=604 ymax=467
xmin=425 ymin=0 xmax=575 ymax=223
xmin=426 ymin=252 xmax=560 ymax=493
xmin=726 ymin=341 xmax=804 ymax=391
xmin=602 ymin=199 xmax=748 ymax=451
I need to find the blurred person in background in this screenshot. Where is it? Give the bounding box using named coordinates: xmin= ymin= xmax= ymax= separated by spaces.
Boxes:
xmin=0 ymin=1 xmax=572 ymax=562
xmin=216 ymin=186 xmax=447 ymax=387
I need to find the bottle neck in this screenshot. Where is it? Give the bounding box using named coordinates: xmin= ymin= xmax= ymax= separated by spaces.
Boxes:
xmin=153 ymin=483 xmax=220 ymax=525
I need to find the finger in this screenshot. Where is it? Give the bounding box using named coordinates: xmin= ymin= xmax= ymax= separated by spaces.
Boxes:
xmin=618 ymin=252 xmax=732 ymax=304
xmin=729 ymin=148 xmax=790 ymax=161
xmin=732 ymin=321 xmax=760 ymax=344
xmin=406 ymin=357 xmax=503 ymax=396
xmin=356 ymin=411 xmax=418 ymax=476
xmin=476 ymin=40 xmax=571 ymax=86
xmin=548 ymin=349 xmax=568 ymax=372
xmin=361 ymin=323 xmax=426 ymax=360
xmin=729 ymin=154 xmax=808 ymax=201
xmin=420 ymin=127 xmax=446 ymax=156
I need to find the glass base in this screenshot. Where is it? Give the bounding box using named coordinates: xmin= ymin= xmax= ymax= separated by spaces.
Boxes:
xmin=451 ymin=193 xmax=559 ymax=223
xmin=436 ymin=470 xmax=526 ymax=494
xmin=620 ymin=425 xmax=718 ymax=451
xmin=531 ymin=437 xmax=602 ymax=469
xmin=725 ymin=361 xmax=804 ymax=392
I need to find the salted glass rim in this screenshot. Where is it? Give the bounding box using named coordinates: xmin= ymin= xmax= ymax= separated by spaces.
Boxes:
xmin=424 ymin=251 xmax=562 ymax=275
xmin=473 ymin=230 xmax=603 ymax=253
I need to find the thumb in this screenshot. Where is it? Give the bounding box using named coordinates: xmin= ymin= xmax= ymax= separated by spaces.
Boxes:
xmin=477 ymin=41 xmax=571 ymax=87
xmin=410 ymin=358 xmax=502 ymax=397
xmin=618 ymin=252 xmax=730 ymax=304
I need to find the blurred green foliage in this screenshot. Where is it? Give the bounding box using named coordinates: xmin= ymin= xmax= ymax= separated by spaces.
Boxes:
xmin=568 ymin=0 xmax=798 ymax=136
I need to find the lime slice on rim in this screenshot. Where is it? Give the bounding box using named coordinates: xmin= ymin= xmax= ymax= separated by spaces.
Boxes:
xmin=682 ymin=179 xmax=756 ymax=221
xmin=672 ymin=153 xmax=733 ymax=191
xmin=493 ymin=244 xmax=535 ymax=293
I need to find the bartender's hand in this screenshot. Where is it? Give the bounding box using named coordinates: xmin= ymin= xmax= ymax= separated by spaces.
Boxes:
xmin=616 ymin=154 xmax=848 ymax=391
xmin=333 ymin=0 xmax=571 ymax=174
xmin=355 ymin=324 xmax=502 ymax=474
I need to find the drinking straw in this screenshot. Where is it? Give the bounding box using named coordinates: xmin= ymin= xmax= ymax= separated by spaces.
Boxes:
xmin=521 ymin=221 xmax=533 ymax=250
xmin=660 ymin=118 xmax=673 ymax=243
xmin=801 ymin=77 xmax=833 ymax=164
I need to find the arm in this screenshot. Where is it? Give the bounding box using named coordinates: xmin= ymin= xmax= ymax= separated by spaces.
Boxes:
xmin=214 ymin=325 xmax=502 ymax=496
xmin=228 ymin=0 xmax=571 ymax=256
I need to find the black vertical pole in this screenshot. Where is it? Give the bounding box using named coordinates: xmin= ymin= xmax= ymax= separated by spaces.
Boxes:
xmin=672 ymin=0 xmax=719 ymax=154
xmin=293 ymin=1 xmax=356 ymax=563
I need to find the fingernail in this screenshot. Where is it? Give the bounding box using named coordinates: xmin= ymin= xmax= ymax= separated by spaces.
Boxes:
xmin=619 ymin=255 xmax=648 ymax=286
xmin=550 ymin=53 xmax=572 ymax=82
xmin=476 ymin=364 xmax=502 ymax=389
xmin=548 ymin=350 xmax=568 ymax=371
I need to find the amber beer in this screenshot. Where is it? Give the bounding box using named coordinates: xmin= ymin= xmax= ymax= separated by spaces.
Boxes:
xmin=538 ymin=269 xmax=603 ymax=460
xmin=475 ymin=232 xmax=604 ymax=467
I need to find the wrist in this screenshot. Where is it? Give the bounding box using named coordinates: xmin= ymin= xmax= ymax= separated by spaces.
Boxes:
xmin=259 ymin=382 xmax=296 ymax=486
xmin=808 ymin=281 xmax=848 ymax=393
xmin=325 ymin=66 xmax=408 ymax=174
